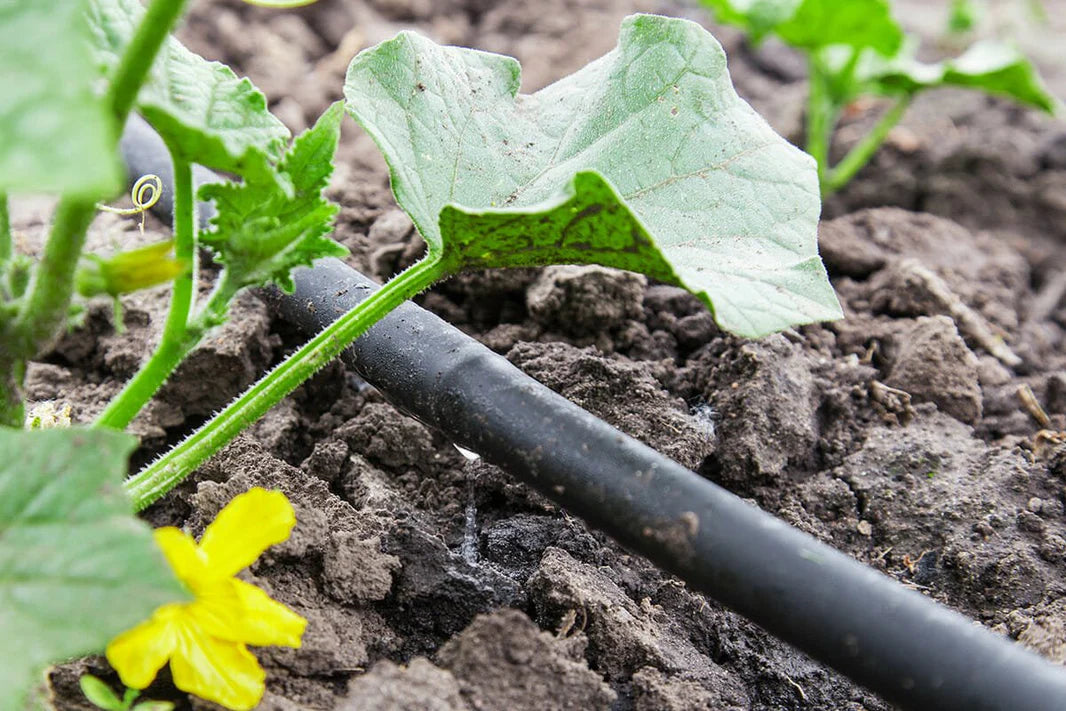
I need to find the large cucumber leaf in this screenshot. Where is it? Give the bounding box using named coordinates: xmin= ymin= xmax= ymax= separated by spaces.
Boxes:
xmin=345 ymin=13 xmax=841 ymax=338
xmin=0 ymin=0 xmax=122 ymax=197
xmin=86 ymin=0 xmax=289 ymax=180
xmin=0 ymin=428 xmax=186 ymax=711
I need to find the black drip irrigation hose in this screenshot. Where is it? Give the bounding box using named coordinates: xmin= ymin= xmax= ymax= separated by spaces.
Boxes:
xmin=121 ymin=114 xmax=1066 ymax=711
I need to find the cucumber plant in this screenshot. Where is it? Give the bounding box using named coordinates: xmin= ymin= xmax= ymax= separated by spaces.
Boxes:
xmin=699 ymin=0 xmax=1060 ymax=194
xmin=1 ymin=0 xmax=841 ymax=706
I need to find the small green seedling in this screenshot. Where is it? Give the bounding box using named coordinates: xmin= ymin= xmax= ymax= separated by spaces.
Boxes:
xmin=80 ymin=674 xmax=174 ymax=711
xmin=700 ymin=0 xmax=1060 ymax=195
xmin=947 ymin=0 xmax=980 ymax=35
xmin=1 ymin=0 xmax=842 ymax=705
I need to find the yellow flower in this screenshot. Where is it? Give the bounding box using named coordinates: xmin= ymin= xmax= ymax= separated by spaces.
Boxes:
xmin=107 ymin=488 xmax=306 ymax=710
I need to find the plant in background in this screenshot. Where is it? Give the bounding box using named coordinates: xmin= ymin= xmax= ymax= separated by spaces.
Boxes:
xmin=1 ymin=0 xmax=843 ymax=706
xmin=79 ymin=675 xmax=173 ymax=711
xmin=947 ymin=0 xmax=980 ymax=35
xmin=699 ymin=0 xmax=1061 ymax=195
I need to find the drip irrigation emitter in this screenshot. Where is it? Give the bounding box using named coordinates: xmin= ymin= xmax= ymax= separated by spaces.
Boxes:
xmin=122 ymin=114 xmax=1066 ymax=711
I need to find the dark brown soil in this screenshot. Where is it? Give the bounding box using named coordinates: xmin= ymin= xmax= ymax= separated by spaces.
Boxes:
xmin=25 ymin=0 xmax=1066 ymax=709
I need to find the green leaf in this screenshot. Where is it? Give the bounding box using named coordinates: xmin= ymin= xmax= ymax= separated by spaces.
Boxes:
xmin=79 ymin=675 xmax=124 ymax=711
xmin=775 ymin=0 xmax=902 ymax=54
xmin=938 ymin=41 xmax=1059 ymax=113
xmin=86 ymin=0 xmax=289 ymax=179
xmin=345 ymin=14 xmax=841 ymax=338
xmin=947 ymin=0 xmax=980 ymax=34
xmin=0 ymin=428 xmax=186 ymax=711
xmin=0 ymin=0 xmax=122 ymax=197
xmin=699 ymin=0 xmax=800 ymax=42
xmin=854 ymin=40 xmax=1059 ymax=113
xmin=131 ymin=702 xmax=174 ymax=711
xmin=199 ymin=102 xmax=348 ymax=294
xmin=701 ymin=0 xmax=904 ymax=54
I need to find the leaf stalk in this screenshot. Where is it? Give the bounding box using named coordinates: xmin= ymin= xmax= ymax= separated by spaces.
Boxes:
xmin=805 ymin=55 xmax=839 ymax=190
xmin=822 ymin=94 xmax=912 ymax=196
xmin=124 ymin=254 xmax=449 ymax=509
xmin=107 ymin=0 xmax=191 ymax=127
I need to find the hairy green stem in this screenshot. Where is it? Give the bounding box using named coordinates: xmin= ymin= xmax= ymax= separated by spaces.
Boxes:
xmin=0 ymin=192 xmax=10 ymax=264
xmin=14 ymin=199 xmax=98 ymax=355
xmin=125 ymin=255 xmax=449 ymax=510
xmin=822 ymin=94 xmax=912 ymax=196
xmin=96 ymin=157 xmax=198 ymax=429
xmin=804 ymin=56 xmax=840 ymax=189
xmin=12 ymin=0 xmax=190 ymax=360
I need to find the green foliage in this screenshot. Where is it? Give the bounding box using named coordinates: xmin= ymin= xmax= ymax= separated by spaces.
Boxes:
xmin=697 ymin=0 xmax=799 ymax=43
xmin=80 ymin=675 xmax=128 ymax=711
xmin=345 ymin=14 xmax=840 ymax=338
xmin=0 ymin=428 xmax=186 ymax=711
xmin=700 ymin=0 xmax=1059 ymax=193
xmin=775 ymin=0 xmax=902 ymax=54
xmin=199 ymin=102 xmax=348 ymax=295
xmin=2 ymin=7 xmax=850 ymax=698
xmin=0 ymin=0 xmax=122 ymax=198
xmin=854 ymin=40 xmax=1058 ymax=113
xmin=80 ymin=674 xmax=175 ymax=711
xmin=947 ymin=0 xmax=980 ymax=34
xmin=701 ymin=0 xmax=902 ymax=53
xmin=86 ymin=0 xmax=290 ymax=180
xmin=80 ymin=674 xmax=174 ymax=711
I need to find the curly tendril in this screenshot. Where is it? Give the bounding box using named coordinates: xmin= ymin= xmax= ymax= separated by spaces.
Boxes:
xmin=96 ymin=174 xmax=163 ymax=234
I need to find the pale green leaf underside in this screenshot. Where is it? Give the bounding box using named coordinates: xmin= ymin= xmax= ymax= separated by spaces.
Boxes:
xmin=345 ymin=13 xmax=841 ymax=338
xmin=856 ymin=40 xmax=1059 ymax=113
xmin=0 ymin=0 xmax=121 ymax=197
xmin=87 ymin=0 xmax=289 ymax=178
xmin=0 ymin=428 xmax=186 ymax=711
xmin=701 ymin=0 xmax=903 ymax=55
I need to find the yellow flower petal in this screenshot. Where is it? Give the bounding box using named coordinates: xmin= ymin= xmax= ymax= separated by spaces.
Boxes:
xmin=199 ymin=488 xmax=295 ymax=577
xmin=183 ymin=577 xmax=246 ymax=641
xmin=154 ymin=527 xmax=208 ymax=583
xmin=170 ymin=625 xmax=266 ymax=711
xmin=106 ymin=608 xmax=179 ymax=689
xmin=230 ymin=578 xmax=307 ymax=648
xmin=185 ymin=578 xmax=305 ymax=647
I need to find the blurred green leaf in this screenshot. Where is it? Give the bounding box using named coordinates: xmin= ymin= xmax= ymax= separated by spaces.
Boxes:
xmin=0 ymin=429 xmax=186 ymax=711
xmin=79 ymin=675 xmax=124 ymax=711
xmin=855 ymin=40 xmax=1059 ymax=113
xmin=701 ymin=0 xmax=903 ymax=53
xmin=0 ymin=0 xmax=122 ymax=197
